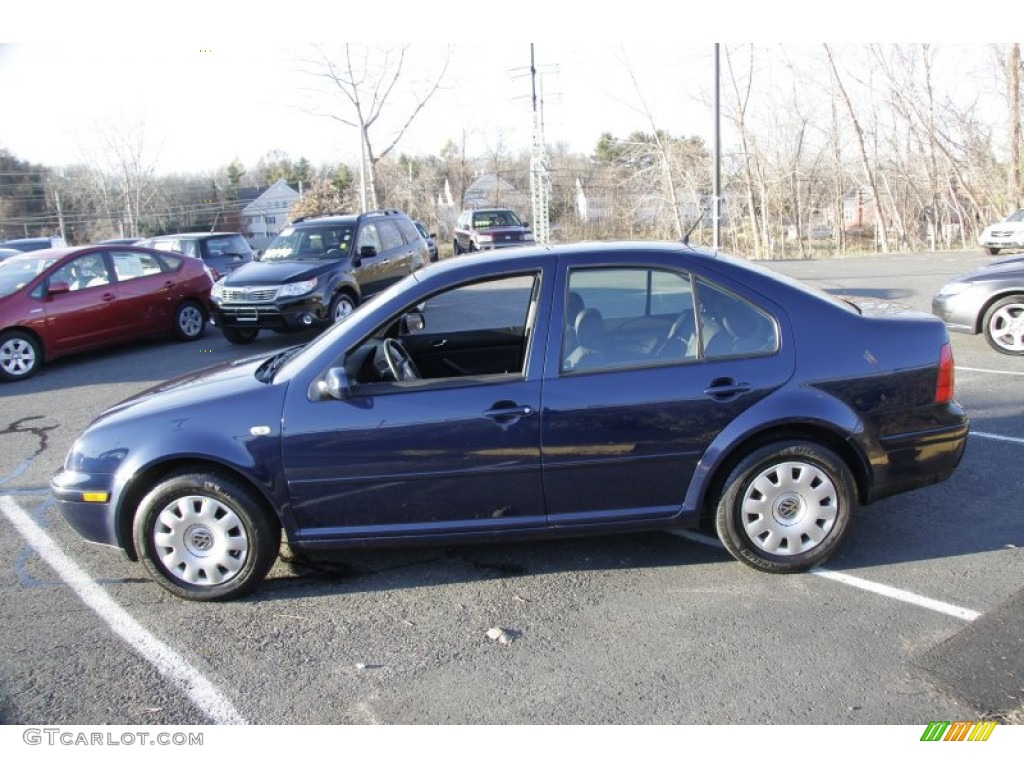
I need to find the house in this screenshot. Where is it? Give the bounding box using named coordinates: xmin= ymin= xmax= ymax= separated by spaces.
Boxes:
xmin=241 ymin=180 xmax=300 ymax=249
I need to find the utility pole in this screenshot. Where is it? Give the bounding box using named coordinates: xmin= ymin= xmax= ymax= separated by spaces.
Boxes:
xmin=529 ymin=44 xmax=551 ymax=246
xmin=713 ymin=43 xmax=721 ymax=251
xmin=1010 ymin=43 xmax=1021 ymax=211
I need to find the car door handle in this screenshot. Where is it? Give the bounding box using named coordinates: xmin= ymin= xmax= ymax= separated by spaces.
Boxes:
xmin=100 ymin=292 xmax=117 ymax=302
xmin=484 ymin=402 xmax=535 ymax=423
xmin=704 ymin=378 xmax=751 ymax=400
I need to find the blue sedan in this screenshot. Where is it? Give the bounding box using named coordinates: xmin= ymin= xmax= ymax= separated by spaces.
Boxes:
xmin=52 ymin=242 xmax=969 ymax=601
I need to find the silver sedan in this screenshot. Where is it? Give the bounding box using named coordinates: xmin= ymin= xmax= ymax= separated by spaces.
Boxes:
xmin=932 ymin=255 xmax=1024 ymax=354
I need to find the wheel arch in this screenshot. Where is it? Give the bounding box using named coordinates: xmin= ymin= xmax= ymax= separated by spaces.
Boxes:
xmin=976 ymin=290 xmax=1024 ymax=334
xmin=693 ymin=422 xmax=871 ymax=530
xmin=115 ymin=457 xmax=282 ymax=561
xmin=0 ymin=325 xmax=47 ymax=361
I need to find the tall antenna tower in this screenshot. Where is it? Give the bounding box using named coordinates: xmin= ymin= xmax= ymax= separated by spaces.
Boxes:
xmin=529 ymin=44 xmax=551 ymax=245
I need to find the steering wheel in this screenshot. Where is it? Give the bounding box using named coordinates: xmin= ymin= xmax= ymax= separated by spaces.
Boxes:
xmin=382 ymin=338 xmax=421 ymax=382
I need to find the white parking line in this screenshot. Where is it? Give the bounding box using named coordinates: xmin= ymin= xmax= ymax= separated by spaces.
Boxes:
xmin=971 ymin=431 xmax=1024 ymax=445
xmin=671 ymin=530 xmax=982 ymax=622
xmin=0 ymin=495 xmax=247 ymax=725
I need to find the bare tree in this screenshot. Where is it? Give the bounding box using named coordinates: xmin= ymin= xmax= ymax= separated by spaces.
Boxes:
xmin=299 ymin=44 xmax=450 ymax=211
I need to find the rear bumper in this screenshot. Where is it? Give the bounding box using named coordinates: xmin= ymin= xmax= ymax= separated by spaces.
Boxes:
xmin=868 ymin=417 xmax=970 ymax=503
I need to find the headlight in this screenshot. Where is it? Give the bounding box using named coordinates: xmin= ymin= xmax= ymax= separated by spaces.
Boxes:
xmin=523 ymin=233 xmax=535 ymax=242
xmin=278 ymin=278 xmax=318 ymax=298
xmin=936 ymin=281 xmax=971 ymax=298
xmin=211 ymin=280 xmax=225 ymax=300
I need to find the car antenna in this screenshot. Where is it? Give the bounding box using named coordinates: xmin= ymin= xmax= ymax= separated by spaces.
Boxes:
xmin=681 ymin=197 xmax=714 ymax=249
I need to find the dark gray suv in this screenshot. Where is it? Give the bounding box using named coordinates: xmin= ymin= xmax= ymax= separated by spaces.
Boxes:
xmin=135 ymin=232 xmax=254 ymax=280
xmin=210 ymin=209 xmax=430 ymax=344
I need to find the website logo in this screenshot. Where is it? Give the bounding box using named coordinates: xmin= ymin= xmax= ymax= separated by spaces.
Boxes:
xmin=920 ymin=721 xmax=997 ymax=742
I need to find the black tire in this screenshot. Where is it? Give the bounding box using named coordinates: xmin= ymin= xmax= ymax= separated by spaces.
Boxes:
xmin=715 ymin=441 xmax=856 ymax=573
xmin=0 ymin=330 xmax=42 ymax=382
xmin=132 ymin=469 xmax=280 ymax=601
xmin=329 ymin=291 xmax=357 ymax=323
xmin=222 ymin=326 xmax=259 ymax=345
xmin=172 ymin=300 xmax=206 ymax=341
xmin=982 ymin=294 xmax=1024 ymax=355
xmin=452 ymin=239 xmax=463 ymax=256
xmin=986 ymin=247 xmax=1001 ymax=256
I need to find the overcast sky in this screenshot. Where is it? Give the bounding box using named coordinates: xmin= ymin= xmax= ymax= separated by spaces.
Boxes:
xmin=1 ymin=4 xmax=1003 ymax=177
xmin=0 ymin=41 xmax=719 ymax=175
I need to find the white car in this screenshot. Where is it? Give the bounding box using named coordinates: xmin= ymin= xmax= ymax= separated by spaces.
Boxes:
xmin=979 ymin=209 xmax=1024 ymax=255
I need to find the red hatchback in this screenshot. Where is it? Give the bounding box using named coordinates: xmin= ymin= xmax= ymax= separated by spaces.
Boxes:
xmin=0 ymin=245 xmax=214 ymax=382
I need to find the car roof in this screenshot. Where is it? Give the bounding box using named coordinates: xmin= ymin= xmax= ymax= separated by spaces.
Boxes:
xmin=145 ymin=232 xmax=243 ymax=239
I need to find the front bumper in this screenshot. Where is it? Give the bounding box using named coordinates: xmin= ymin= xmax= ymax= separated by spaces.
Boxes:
xmin=931 ymin=292 xmax=983 ymax=335
xmin=50 ymin=469 xmax=121 ymax=548
xmin=212 ymin=295 xmax=329 ymax=330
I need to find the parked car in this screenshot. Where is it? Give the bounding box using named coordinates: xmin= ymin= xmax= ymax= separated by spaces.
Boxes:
xmin=414 ymin=220 xmax=439 ymax=262
xmin=932 ymin=254 xmax=1024 ymax=354
xmin=52 ymin=241 xmax=968 ymax=601
xmin=0 ymin=245 xmax=214 ymax=381
xmin=0 ymin=248 xmax=23 ymax=263
xmin=135 ymin=232 xmax=254 ymax=280
xmin=0 ymin=235 xmax=67 ymax=252
xmin=978 ymin=209 xmax=1024 ymax=255
xmin=209 ymin=209 xmax=430 ymax=345
xmin=97 ymin=237 xmax=142 ymax=246
xmin=453 ymin=208 xmax=534 ymax=254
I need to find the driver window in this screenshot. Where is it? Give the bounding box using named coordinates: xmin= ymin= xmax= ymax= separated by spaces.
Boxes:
xmin=50 ymin=254 xmax=112 ymax=292
xmin=357 ymin=223 xmax=383 ymax=254
xmin=347 ymin=273 xmax=540 ymax=387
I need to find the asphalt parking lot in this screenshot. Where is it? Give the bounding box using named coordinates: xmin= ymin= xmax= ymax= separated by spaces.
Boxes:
xmin=0 ymin=249 xmax=1021 ymax=726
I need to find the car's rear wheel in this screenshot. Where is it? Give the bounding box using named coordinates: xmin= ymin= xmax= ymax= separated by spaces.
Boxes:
xmin=715 ymin=441 xmax=855 ymax=573
xmin=133 ymin=470 xmax=280 ymax=601
xmin=982 ymin=294 xmax=1024 ymax=355
xmin=222 ymin=326 xmax=259 ymax=344
xmin=330 ymin=292 xmax=357 ymax=323
xmin=0 ymin=330 xmax=42 ymax=382
xmin=172 ymin=300 xmax=206 ymax=341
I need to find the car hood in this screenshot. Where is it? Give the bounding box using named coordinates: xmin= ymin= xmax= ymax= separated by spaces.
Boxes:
xmin=954 ymin=259 xmax=1024 ymax=283
xmin=220 ymin=258 xmax=346 ymax=286
xmin=95 ymin=353 xmax=273 ymax=426
xmin=983 ymin=220 xmax=1024 ymax=234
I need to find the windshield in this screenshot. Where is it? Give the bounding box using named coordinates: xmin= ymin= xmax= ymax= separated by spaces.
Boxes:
xmin=1006 ymin=210 xmax=1024 ymax=223
xmin=262 ymin=225 xmax=356 ymax=261
xmin=0 ymin=254 xmax=62 ymax=298
xmin=473 ymin=211 xmax=521 ymax=228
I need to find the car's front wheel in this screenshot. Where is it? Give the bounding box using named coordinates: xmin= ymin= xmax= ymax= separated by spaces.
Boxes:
xmin=222 ymin=326 xmax=259 ymax=345
xmin=133 ymin=469 xmax=280 ymax=601
xmin=982 ymin=294 xmax=1024 ymax=355
xmin=0 ymin=330 xmax=42 ymax=382
xmin=172 ymin=300 xmax=206 ymax=341
xmin=330 ymin=292 xmax=357 ymax=323
xmin=986 ymin=247 xmax=1001 ymax=256
xmin=715 ymin=441 xmax=856 ymax=573
xmin=452 ymin=239 xmax=463 ymax=256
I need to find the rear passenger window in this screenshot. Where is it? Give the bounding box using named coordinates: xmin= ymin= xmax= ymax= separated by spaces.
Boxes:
xmin=112 ymin=251 xmax=165 ymax=281
xmin=694 ymin=279 xmax=778 ymax=359
xmin=562 ymin=267 xmax=694 ymax=372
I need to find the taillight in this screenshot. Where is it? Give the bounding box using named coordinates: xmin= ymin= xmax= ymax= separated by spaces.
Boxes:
xmin=935 ymin=342 xmax=955 ymax=403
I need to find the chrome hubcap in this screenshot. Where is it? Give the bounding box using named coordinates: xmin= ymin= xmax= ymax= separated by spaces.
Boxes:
xmin=153 ymin=495 xmax=249 ymax=586
xmin=0 ymin=338 xmax=36 ymax=376
xmin=741 ymin=460 xmax=838 ymax=556
xmin=179 ymin=306 xmax=203 ymax=337
xmin=333 ymin=300 xmax=354 ymax=322
xmin=989 ymin=303 xmax=1024 ymax=352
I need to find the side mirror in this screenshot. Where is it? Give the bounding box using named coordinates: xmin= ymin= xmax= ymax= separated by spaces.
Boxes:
xmin=402 ymin=312 xmax=425 ymax=334
xmin=48 ymin=281 xmax=71 ymax=295
xmin=359 ymin=245 xmax=378 ymax=259
xmin=320 ymin=367 xmax=352 ymax=400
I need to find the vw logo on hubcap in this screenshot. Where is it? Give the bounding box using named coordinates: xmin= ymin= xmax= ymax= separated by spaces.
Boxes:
xmin=186 ymin=526 xmax=214 ymax=553
xmin=773 ymin=494 xmax=804 ymax=524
